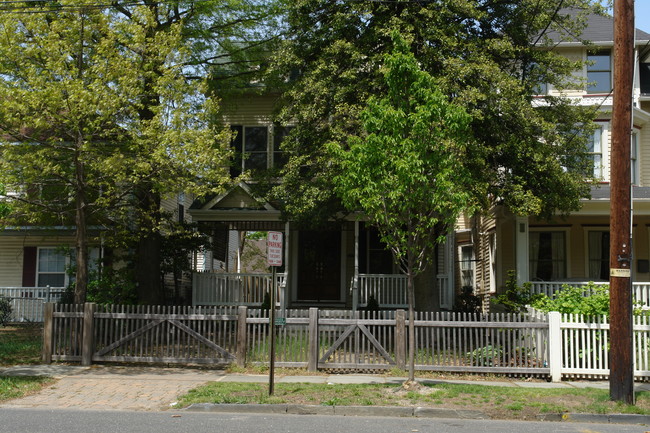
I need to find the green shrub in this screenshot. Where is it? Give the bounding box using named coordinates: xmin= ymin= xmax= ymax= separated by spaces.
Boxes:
xmin=492 ymin=271 xmax=544 ymax=313
xmin=0 ymin=296 xmax=12 ymax=326
xmin=530 ymin=282 xmax=610 ymax=316
xmin=454 ymin=286 xmax=482 ymax=314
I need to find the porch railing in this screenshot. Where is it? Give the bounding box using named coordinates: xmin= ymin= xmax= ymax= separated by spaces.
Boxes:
xmin=0 ymin=286 xmax=66 ymax=322
xmin=528 ymin=281 xmax=650 ymax=307
xmin=192 ymin=272 xmax=284 ymax=307
xmin=356 ymin=274 xmax=407 ymax=308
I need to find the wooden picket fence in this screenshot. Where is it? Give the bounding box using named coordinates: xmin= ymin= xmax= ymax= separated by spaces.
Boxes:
xmin=41 ymin=303 xmax=650 ymax=381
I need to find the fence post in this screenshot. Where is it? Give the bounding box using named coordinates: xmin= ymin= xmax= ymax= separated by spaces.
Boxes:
xmin=395 ymin=309 xmax=406 ymax=369
xmin=81 ymin=302 xmax=96 ymax=366
xmin=42 ymin=302 xmax=54 ymax=364
xmin=308 ymin=308 xmax=319 ymax=372
xmin=548 ymin=311 xmax=562 ymax=382
xmin=236 ymin=306 xmax=248 ymax=367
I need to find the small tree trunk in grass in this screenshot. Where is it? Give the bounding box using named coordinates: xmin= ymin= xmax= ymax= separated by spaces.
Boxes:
xmin=408 ymin=271 xmax=415 ymax=382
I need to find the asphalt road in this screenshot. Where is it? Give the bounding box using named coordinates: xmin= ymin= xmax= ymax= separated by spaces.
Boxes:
xmin=0 ymin=408 xmax=648 ymax=433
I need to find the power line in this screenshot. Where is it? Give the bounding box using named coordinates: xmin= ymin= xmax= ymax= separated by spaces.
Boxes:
xmin=0 ymin=0 xmax=221 ymax=14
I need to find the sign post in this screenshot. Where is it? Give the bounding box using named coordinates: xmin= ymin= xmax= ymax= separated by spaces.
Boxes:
xmin=267 ymin=231 xmax=283 ymax=395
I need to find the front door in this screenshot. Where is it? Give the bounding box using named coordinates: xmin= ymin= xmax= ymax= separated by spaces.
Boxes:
xmin=297 ymin=230 xmax=341 ymax=301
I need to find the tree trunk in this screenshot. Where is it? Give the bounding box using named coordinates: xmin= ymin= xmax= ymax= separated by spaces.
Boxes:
xmin=74 ymin=148 xmax=88 ymax=304
xmin=134 ymin=188 xmax=164 ymax=305
xmin=407 ymin=270 xmax=415 ymax=382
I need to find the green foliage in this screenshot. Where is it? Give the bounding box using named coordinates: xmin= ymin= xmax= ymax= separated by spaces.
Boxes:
xmin=493 ymin=271 xmax=545 ymax=313
xmin=331 ymin=32 xmax=474 ymax=277
xmin=0 ymin=296 xmax=12 ymax=326
xmin=530 ymin=283 xmax=610 ymax=316
xmin=466 ymin=345 xmax=503 ymax=367
xmin=454 ymin=286 xmax=482 ymax=314
xmin=271 ymin=0 xmax=601 ymax=224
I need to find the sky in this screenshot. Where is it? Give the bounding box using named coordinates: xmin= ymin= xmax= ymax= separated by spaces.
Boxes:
xmin=602 ymin=1 xmax=650 ymax=33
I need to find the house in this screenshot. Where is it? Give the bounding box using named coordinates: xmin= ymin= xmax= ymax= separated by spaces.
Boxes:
xmin=190 ymin=12 xmax=650 ymax=312
xmin=464 ymin=13 xmax=650 ymax=308
xmin=188 ymin=93 xmax=452 ymax=310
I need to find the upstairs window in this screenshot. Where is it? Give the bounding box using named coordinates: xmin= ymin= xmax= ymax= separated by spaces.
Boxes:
xmin=587 ymin=51 xmax=611 ymax=94
xmin=230 ymin=125 xmax=291 ymax=177
xmin=586 ymin=127 xmax=603 ymax=179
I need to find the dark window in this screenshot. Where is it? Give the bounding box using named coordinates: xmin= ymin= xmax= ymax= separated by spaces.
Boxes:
xmin=230 ymin=125 xmax=268 ymax=175
xmin=273 ymin=126 xmax=293 ymax=169
xmin=587 ymin=51 xmax=611 ymax=94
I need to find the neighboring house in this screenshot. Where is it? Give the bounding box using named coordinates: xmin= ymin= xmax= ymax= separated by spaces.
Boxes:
xmin=0 ymin=193 xmax=192 ymax=300
xmin=462 ymin=13 xmax=650 ymax=309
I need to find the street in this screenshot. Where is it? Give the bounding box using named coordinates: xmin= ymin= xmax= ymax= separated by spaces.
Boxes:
xmin=0 ymin=408 xmax=647 ymax=433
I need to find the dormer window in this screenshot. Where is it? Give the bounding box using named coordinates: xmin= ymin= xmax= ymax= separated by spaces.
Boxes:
xmin=587 ymin=51 xmax=611 ymax=94
xmin=229 ymin=125 xmax=291 ymax=177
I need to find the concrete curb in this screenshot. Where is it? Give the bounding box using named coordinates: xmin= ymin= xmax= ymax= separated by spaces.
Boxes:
xmin=184 ymin=403 xmax=488 ymax=419
xmin=536 ymin=412 xmax=650 ymax=425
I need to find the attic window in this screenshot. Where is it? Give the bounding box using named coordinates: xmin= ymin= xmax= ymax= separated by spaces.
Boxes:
xmin=587 ymin=51 xmax=611 ymax=94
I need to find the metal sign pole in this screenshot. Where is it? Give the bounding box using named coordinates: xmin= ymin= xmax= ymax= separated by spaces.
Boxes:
xmin=269 ymin=266 xmax=276 ymax=395
xmin=266 ymin=231 xmax=282 ymax=396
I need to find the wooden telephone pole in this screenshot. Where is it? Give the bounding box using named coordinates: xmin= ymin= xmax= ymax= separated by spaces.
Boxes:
xmin=609 ymin=0 xmax=635 ymax=404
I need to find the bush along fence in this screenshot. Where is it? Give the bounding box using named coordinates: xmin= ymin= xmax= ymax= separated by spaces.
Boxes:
xmin=41 ymin=303 xmax=650 ymax=382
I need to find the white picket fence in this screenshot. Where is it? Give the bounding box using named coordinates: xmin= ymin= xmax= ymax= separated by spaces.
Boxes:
xmin=554 ymin=313 xmax=650 ymax=380
xmin=0 ymin=286 xmax=66 ymax=322
xmin=529 ymin=281 xmax=650 ymax=307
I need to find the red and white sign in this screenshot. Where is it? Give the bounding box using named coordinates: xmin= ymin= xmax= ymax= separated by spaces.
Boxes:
xmin=267 ymin=231 xmax=283 ymax=267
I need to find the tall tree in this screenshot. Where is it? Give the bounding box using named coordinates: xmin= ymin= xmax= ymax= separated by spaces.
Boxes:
xmin=0 ymin=1 xmax=262 ymax=302
xmin=270 ymin=0 xmax=600 ymax=225
xmin=330 ymin=33 xmax=475 ymax=382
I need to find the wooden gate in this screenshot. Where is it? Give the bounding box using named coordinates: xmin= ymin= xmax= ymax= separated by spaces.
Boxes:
xmin=92 ymin=306 xmax=237 ymax=364
xmin=317 ymin=311 xmax=404 ymax=370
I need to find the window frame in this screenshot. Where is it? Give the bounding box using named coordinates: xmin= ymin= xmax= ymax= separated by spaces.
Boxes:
xmin=36 ymin=247 xmax=69 ymax=288
xmin=586 ymin=126 xmax=603 ymax=179
xmin=584 ymin=228 xmax=610 ymax=282
xmin=230 ymin=124 xmax=291 ymax=176
xmin=631 ymin=131 xmax=639 ymax=185
xmin=458 ymin=244 xmax=475 ymax=289
xmin=586 ymin=50 xmax=612 ymax=94
xmin=528 ymin=228 xmax=570 ymax=281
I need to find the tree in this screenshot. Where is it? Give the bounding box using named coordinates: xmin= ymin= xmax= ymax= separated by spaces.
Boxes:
xmin=330 ymin=33 xmax=474 ymax=383
xmin=0 ymin=1 xmax=249 ymax=303
xmin=269 ymin=0 xmax=600 ymax=225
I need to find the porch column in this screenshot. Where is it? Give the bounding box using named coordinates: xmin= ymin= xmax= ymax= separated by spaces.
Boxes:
xmin=352 ymin=220 xmax=359 ymax=310
xmin=515 ymin=217 xmax=529 ymax=285
xmin=281 ymin=221 xmax=290 ymax=313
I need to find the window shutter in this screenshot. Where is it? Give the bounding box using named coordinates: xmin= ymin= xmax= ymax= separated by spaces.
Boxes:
xmin=22 ymin=246 xmax=37 ymax=287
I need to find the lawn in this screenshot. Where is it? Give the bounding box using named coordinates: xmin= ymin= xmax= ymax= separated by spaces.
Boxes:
xmin=0 ymin=324 xmax=52 ymax=402
xmin=177 ymin=380 xmax=650 ymax=420
xmin=0 ymin=324 xmax=43 ymax=366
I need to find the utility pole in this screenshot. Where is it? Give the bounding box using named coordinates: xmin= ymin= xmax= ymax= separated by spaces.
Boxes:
xmin=609 ymin=0 xmax=634 ymax=404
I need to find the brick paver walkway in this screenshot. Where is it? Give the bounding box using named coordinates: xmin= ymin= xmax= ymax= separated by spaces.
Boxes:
xmin=1 ymin=366 xmax=224 ymax=411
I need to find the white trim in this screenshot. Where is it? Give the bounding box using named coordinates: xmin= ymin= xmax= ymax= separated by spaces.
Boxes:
xmin=515 ymin=217 xmax=529 ymax=285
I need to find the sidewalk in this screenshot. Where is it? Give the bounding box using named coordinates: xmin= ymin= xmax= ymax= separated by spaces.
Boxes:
xmin=1 ymin=364 xmax=650 ymax=422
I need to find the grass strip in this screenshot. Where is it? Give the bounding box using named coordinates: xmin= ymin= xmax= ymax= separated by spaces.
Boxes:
xmin=0 ymin=376 xmax=53 ymax=402
xmin=178 ymin=381 xmax=650 ymax=420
